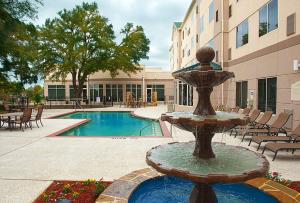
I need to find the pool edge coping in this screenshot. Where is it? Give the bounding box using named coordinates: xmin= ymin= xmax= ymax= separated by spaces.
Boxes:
xmin=47 ymin=110 xmax=172 ymax=138
xmin=95 ymin=168 xmax=300 ymax=203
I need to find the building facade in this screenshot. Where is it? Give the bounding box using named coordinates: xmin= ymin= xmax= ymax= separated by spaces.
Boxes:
xmin=170 ymin=0 xmax=300 ymax=128
xmin=44 ymin=67 xmax=174 ymax=105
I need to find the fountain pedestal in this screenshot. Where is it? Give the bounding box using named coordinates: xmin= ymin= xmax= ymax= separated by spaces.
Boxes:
xmin=193 ymin=125 xmax=216 ymax=158
xmin=190 ymin=183 xmax=217 ymax=203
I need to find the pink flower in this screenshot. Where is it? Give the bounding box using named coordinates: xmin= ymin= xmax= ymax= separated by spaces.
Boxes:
xmin=272 ymin=172 xmax=279 ymax=177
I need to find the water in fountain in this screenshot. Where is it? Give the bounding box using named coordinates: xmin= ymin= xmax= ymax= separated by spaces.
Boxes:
xmin=129 ymin=176 xmax=279 ymax=203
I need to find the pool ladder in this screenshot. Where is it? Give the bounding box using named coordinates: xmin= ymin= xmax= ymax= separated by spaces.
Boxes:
xmin=139 ymin=122 xmax=155 ymax=136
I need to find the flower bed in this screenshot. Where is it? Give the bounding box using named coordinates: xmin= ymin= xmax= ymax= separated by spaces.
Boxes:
xmin=266 ymin=172 xmax=300 ymax=192
xmin=34 ymin=179 xmax=112 ymax=203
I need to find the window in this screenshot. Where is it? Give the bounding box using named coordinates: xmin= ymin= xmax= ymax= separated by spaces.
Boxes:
xmin=182 ymin=49 xmax=185 ymax=57
xmin=188 ymin=28 xmax=191 ymax=35
xmin=229 ymin=5 xmax=232 ymax=18
xmin=188 ymin=49 xmax=190 ymax=56
xmin=178 ymin=81 xmax=193 ymax=106
xmin=69 ymin=85 xmax=87 ymax=100
xmin=147 ymin=85 xmax=165 ymax=101
xmin=196 ymin=34 xmax=199 ymax=43
xmin=215 ymin=50 xmax=219 ymax=62
xmin=236 ymin=19 xmax=248 ymax=48
xmin=89 ymin=84 xmax=103 ymax=102
xmin=200 ymin=15 xmax=204 ymax=33
xmin=258 ymin=77 xmax=277 ymax=113
xmin=287 ymin=13 xmax=296 ymax=36
xmin=236 ymin=81 xmax=248 ymax=108
xmin=182 ymin=31 xmax=184 ymax=39
xmin=126 ymin=84 xmax=142 ymax=101
xmin=228 ymin=48 xmax=232 ymax=60
xmin=106 ymin=84 xmax=123 ymax=102
xmin=209 ymin=2 xmax=214 ymax=23
xmin=216 ymin=10 xmax=219 ymax=22
xmin=196 ymin=6 xmax=199 ymax=14
xmin=48 ymin=85 xmax=65 ymax=100
xmin=259 ymin=0 xmax=278 ymax=37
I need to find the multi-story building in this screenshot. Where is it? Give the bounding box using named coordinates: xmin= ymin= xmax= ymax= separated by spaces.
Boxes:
xmin=44 ymin=67 xmax=174 ymax=105
xmin=171 ymin=0 xmax=300 ymax=127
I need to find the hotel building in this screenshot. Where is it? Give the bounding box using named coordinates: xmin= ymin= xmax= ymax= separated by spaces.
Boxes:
xmin=43 ymin=67 xmax=174 ymax=105
xmin=170 ymin=0 xmax=300 ymax=128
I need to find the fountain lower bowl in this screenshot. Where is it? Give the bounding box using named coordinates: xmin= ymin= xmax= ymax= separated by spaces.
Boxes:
xmin=128 ymin=176 xmax=279 ymax=203
xmin=146 ymin=142 xmax=269 ymax=184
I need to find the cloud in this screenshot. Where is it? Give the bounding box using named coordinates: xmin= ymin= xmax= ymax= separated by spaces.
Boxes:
xmin=33 ymin=0 xmax=190 ymax=70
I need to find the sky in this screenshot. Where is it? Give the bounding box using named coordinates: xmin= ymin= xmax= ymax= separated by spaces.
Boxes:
xmin=32 ymin=0 xmax=190 ymax=70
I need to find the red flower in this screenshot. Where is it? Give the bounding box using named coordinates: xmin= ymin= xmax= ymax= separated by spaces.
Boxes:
xmin=272 ymin=172 xmax=279 ymax=177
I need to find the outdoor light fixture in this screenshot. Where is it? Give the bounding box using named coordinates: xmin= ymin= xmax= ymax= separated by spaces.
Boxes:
xmin=293 ymin=59 xmax=300 ymax=71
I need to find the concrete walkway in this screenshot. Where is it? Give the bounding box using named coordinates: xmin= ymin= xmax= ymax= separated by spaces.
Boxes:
xmin=0 ymin=106 xmax=299 ymax=202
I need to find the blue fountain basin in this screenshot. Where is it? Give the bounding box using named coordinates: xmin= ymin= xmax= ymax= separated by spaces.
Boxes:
xmin=129 ymin=176 xmax=279 ymax=203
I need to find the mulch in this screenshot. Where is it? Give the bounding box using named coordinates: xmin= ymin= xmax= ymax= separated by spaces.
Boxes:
xmin=290 ymin=181 xmax=300 ymax=193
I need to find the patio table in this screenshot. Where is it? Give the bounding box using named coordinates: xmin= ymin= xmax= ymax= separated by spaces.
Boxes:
xmin=0 ymin=112 xmax=23 ymax=130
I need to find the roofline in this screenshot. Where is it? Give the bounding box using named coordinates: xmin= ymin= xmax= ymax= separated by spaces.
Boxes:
xmin=181 ymin=0 xmax=197 ymax=28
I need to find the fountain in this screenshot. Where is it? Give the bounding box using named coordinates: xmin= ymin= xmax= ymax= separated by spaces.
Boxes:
xmin=145 ymin=47 xmax=269 ymax=203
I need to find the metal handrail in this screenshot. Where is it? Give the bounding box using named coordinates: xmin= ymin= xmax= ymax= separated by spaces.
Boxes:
xmin=139 ymin=122 xmax=154 ymax=136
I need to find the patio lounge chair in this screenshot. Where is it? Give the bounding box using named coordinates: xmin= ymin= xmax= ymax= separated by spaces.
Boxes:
xmin=245 ymin=112 xmax=291 ymax=144
xmin=262 ymin=130 xmax=300 ymax=161
xmin=11 ymin=108 xmax=32 ymax=131
xmin=30 ymin=105 xmax=44 ymax=128
xmin=231 ymin=109 xmax=261 ymax=137
xmin=240 ymin=111 xmax=273 ymax=142
xmin=250 ymin=123 xmax=300 ymax=151
xmin=229 ymin=108 xmax=253 ymax=136
xmin=248 ymin=113 xmax=291 ymax=145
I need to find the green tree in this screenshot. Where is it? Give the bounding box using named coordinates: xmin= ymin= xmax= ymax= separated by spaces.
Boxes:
xmin=26 ymin=85 xmax=44 ymax=104
xmin=0 ymin=0 xmax=42 ymax=85
xmin=38 ymin=2 xmax=150 ymax=98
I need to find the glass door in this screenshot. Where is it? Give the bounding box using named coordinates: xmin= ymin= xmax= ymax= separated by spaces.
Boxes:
xmin=146 ymin=88 xmax=152 ymax=102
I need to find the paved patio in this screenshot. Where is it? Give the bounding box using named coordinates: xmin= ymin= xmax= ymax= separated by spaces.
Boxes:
xmin=0 ymin=106 xmax=299 ymax=202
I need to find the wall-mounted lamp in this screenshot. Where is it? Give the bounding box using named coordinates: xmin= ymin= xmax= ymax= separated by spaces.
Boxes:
xmin=293 ymin=59 xmax=300 ymax=71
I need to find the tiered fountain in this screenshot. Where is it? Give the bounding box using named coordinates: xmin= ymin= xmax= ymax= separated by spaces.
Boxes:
xmin=145 ymin=47 xmax=269 ymax=203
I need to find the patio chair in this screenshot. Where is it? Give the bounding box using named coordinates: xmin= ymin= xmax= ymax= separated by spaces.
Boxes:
xmin=240 ymin=111 xmax=273 ymax=142
xmin=245 ymin=112 xmax=291 ymax=144
xmin=241 ymin=107 xmax=251 ymax=116
xmin=30 ymin=105 xmax=44 ymax=128
xmin=262 ymin=131 xmax=300 ymax=161
xmin=231 ymin=109 xmax=261 ymax=137
xmin=11 ymin=108 xmax=32 ymax=131
xmin=250 ymin=122 xmax=300 ymax=151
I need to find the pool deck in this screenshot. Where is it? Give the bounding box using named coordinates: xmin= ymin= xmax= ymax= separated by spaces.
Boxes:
xmin=0 ymin=106 xmax=299 ymax=202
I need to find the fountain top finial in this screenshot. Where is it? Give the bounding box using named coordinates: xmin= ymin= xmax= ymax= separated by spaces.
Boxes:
xmin=196 ymin=47 xmax=215 ymax=70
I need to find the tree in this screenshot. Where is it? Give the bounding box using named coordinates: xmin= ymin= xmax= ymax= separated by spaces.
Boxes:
xmin=38 ymin=2 xmax=150 ymax=99
xmin=25 ymin=85 xmax=44 ymax=104
xmin=0 ymin=0 xmax=43 ymax=85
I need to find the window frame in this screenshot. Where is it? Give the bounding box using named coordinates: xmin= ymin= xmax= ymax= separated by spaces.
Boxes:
xmin=257 ymin=77 xmax=277 ymax=113
xmin=259 ymin=0 xmax=278 ymax=37
xmin=236 ymin=19 xmax=249 ymax=48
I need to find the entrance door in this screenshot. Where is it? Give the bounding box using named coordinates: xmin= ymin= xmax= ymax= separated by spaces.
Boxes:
xmin=146 ymin=88 xmax=152 ymax=102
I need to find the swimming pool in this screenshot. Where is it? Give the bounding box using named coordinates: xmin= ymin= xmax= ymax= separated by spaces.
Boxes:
xmin=57 ymin=111 xmax=163 ymax=137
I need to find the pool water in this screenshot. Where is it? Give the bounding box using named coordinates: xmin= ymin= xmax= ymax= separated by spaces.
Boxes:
xmin=129 ymin=176 xmax=279 ymax=203
xmin=58 ymin=112 xmax=163 ymax=137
